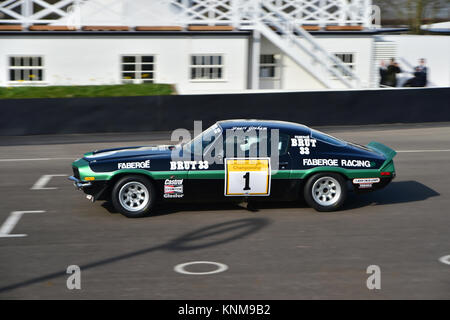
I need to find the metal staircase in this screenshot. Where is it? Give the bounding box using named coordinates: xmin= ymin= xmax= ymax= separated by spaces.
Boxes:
xmin=171 ymin=0 xmax=369 ymax=88
xmin=252 ymin=1 xmax=362 ymax=88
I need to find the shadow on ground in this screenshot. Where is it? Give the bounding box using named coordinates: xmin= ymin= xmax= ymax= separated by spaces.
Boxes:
xmin=0 ymin=217 xmax=270 ymax=294
xmin=343 ymin=180 xmax=439 ymax=210
xmin=103 ymin=180 xmax=439 ymax=215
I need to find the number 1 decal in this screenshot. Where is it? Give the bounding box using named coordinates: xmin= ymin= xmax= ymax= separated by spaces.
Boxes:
xmin=243 ymin=172 xmax=251 ymax=191
xmin=225 ymin=158 xmax=271 ymax=196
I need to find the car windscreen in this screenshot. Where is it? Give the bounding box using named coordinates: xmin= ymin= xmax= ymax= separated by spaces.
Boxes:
xmin=310 ymin=129 xmax=347 ymax=147
xmin=183 ymin=124 xmax=223 ymax=156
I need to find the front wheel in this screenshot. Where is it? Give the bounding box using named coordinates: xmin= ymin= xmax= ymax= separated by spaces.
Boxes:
xmin=304 ymin=173 xmax=347 ymax=212
xmin=111 ymin=175 xmax=156 ymax=218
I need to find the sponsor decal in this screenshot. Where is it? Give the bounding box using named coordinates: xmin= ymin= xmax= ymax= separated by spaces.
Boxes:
xmin=170 ymin=160 xmax=209 ymax=170
xmin=291 ymin=135 xmax=317 ymax=155
xmin=341 ymin=159 xmax=372 ymax=168
xmin=118 ymin=160 xmax=150 ymax=169
xmin=353 ymin=178 xmax=381 ymax=184
xmin=353 ymin=178 xmax=380 ymax=189
xmin=302 ymin=159 xmax=373 ymax=168
xmin=303 ymin=158 xmax=338 ymax=166
xmin=164 ymin=179 xmax=184 ymax=198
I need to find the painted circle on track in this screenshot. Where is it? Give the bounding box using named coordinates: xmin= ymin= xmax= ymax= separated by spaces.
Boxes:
xmin=174 ymin=261 xmax=229 ymax=275
xmin=439 ymin=255 xmax=450 ymax=265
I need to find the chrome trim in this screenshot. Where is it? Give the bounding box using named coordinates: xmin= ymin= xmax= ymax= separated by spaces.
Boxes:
xmin=69 ymin=176 xmax=92 ymax=189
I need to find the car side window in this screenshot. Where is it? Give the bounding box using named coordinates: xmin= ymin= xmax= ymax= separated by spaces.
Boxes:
xmin=310 ymin=129 xmax=346 ymax=147
xmin=221 ymin=131 xmax=290 ymax=157
xmin=277 ymin=133 xmax=290 ymax=156
xmin=239 ymin=136 xmax=259 ymax=152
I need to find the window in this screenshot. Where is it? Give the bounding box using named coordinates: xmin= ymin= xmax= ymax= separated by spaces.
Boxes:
xmin=332 ymin=53 xmax=355 ymax=77
xmin=9 ymin=56 xmax=44 ymax=83
xmin=223 ymin=131 xmax=290 ymax=157
xmin=310 ymin=129 xmax=347 ymax=147
xmin=190 ymin=55 xmax=223 ymax=80
xmin=260 ymin=54 xmax=279 ymax=79
xmin=277 ymin=133 xmax=290 ymax=156
xmin=121 ymin=55 xmax=155 ymax=84
xmin=184 ymin=124 xmax=223 ymax=156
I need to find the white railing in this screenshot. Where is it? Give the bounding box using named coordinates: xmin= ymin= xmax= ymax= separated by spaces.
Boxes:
xmin=1 ymin=0 xmax=375 ymax=28
xmin=171 ymin=0 xmax=374 ymax=28
xmin=0 ymin=0 xmax=77 ymax=26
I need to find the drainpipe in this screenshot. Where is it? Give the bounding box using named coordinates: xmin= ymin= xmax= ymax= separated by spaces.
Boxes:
xmin=251 ymin=29 xmax=261 ymax=89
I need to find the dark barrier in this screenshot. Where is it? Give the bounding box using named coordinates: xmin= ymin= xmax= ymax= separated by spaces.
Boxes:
xmin=0 ymin=87 xmax=449 ymax=135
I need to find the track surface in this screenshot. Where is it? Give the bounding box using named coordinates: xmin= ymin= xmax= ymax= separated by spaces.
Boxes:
xmin=0 ymin=123 xmax=449 ymax=299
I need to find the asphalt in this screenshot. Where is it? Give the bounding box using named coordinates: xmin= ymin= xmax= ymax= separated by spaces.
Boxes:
xmin=0 ymin=123 xmax=449 ymax=299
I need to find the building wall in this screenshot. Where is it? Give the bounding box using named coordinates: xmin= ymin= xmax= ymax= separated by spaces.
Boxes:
xmin=260 ymin=35 xmax=374 ymax=90
xmin=0 ymin=35 xmax=249 ymax=94
xmin=380 ymin=35 xmax=450 ymax=87
xmin=4 ymin=33 xmax=446 ymax=93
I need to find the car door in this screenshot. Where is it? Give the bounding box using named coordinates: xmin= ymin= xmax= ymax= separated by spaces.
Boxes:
xmin=184 ymin=127 xmax=225 ymax=202
xmin=262 ymin=131 xmax=294 ymax=200
xmin=186 ymin=127 xmax=294 ymax=202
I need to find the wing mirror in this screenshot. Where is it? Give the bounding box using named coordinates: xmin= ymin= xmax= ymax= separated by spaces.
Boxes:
xmin=215 ymin=154 xmax=223 ymax=163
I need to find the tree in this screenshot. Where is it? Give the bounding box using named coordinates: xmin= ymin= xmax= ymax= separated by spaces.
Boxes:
xmin=373 ymin=0 xmax=450 ymax=34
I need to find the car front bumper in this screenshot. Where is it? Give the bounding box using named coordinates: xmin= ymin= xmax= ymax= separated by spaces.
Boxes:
xmin=69 ymin=176 xmax=93 ymax=189
xmin=69 ymin=176 xmax=109 ymax=202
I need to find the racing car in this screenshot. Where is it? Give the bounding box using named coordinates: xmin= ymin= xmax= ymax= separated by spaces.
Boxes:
xmin=69 ymin=120 xmax=396 ymax=217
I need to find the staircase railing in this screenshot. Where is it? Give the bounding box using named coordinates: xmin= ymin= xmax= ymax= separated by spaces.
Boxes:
xmin=258 ymin=0 xmax=362 ymax=88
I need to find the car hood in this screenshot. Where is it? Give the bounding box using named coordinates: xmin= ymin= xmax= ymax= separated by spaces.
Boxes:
xmin=83 ymin=145 xmax=177 ymax=162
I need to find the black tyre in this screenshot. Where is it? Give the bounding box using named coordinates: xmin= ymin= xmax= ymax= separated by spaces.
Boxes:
xmin=111 ymin=175 xmax=156 ymax=218
xmin=304 ymin=173 xmax=347 ymax=212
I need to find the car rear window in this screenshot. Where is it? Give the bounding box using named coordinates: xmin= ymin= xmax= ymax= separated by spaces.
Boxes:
xmin=310 ymin=129 xmax=347 ymax=147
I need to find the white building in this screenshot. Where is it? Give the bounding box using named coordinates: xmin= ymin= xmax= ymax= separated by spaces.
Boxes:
xmin=0 ymin=0 xmax=448 ymax=94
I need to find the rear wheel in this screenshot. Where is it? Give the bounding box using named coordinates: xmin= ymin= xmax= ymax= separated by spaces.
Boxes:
xmin=111 ymin=175 xmax=155 ymax=218
xmin=304 ymin=173 xmax=347 ymax=212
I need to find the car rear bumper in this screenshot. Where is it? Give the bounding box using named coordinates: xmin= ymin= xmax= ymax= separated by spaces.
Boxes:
xmin=352 ymin=176 xmax=393 ymax=193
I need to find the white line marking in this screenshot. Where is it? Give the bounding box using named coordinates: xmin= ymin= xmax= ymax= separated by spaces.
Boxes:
xmin=397 ymin=149 xmax=450 ymax=153
xmin=0 ymin=211 xmax=45 ymax=238
xmin=31 ymin=174 xmax=68 ymax=190
xmin=0 ymin=158 xmax=74 ymax=162
xmin=439 ymin=255 xmax=450 ymax=266
xmin=174 ymin=261 xmax=229 ymax=275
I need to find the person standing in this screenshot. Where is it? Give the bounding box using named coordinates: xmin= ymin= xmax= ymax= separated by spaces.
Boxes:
xmin=379 ymin=60 xmax=388 ymax=87
xmin=385 ymin=58 xmax=402 ymax=87
xmin=415 ymin=58 xmax=428 ymax=87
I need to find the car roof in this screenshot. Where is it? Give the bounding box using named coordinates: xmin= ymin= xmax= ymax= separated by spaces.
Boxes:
xmin=217 ymin=119 xmax=311 ymax=133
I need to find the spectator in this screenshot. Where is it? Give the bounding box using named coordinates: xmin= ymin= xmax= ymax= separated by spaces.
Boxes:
xmin=403 ymin=66 xmax=426 ymax=87
xmin=379 ymin=60 xmax=388 ymax=87
xmin=416 ymin=58 xmax=428 ymax=87
xmin=403 ymin=59 xmax=428 ymax=88
xmin=385 ymin=58 xmax=401 ymax=87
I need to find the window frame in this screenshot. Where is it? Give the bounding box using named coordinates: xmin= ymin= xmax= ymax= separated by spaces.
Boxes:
xmin=259 ymin=54 xmax=281 ymax=80
xmin=120 ymin=54 xmax=156 ymax=84
xmin=189 ymin=54 xmax=226 ymax=82
xmin=7 ymin=55 xmax=45 ymax=85
xmin=331 ymin=52 xmax=356 ymax=79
